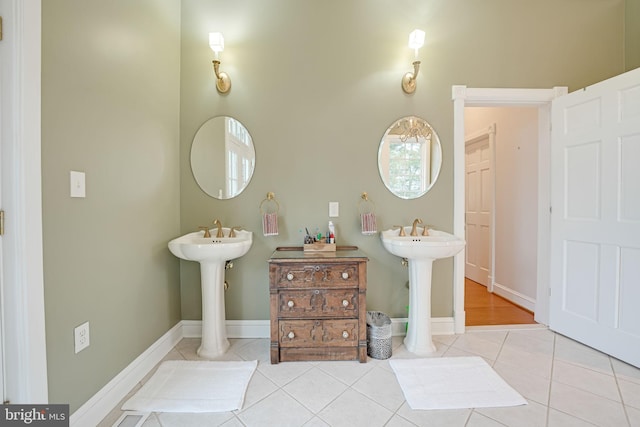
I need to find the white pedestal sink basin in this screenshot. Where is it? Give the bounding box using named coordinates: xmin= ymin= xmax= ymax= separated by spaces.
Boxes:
xmin=381 ymin=227 xmax=465 ymax=355
xmin=168 ymin=228 xmax=252 ymax=359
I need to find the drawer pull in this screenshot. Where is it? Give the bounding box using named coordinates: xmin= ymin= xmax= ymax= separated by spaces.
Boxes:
xmin=288 ymin=331 xmax=295 ymax=339
xmin=342 ymin=299 xmax=349 ymax=307
xmin=287 ymin=300 xmax=294 ymax=308
xmin=342 ymin=272 xmax=349 ymax=279
xmin=286 ymin=272 xmax=294 ymax=281
xmin=342 ymin=331 xmax=349 ymax=339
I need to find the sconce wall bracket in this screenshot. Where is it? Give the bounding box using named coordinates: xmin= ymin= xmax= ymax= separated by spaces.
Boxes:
xmin=402 ymin=60 xmax=421 ymax=94
xmin=213 ymin=60 xmax=231 ymax=93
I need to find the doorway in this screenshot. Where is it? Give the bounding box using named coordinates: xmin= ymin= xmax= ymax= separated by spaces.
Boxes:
xmin=451 ymin=86 xmax=569 ymax=333
xmin=464 ymin=107 xmax=540 ymax=326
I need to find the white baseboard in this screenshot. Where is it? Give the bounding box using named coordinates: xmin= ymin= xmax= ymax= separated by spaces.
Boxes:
xmin=391 ymin=317 xmax=455 ymax=336
xmin=181 ymin=319 xmax=271 ymax=338
xmin=70 ymin=322 xmax=183 ymax=427
xmin=186 ymin=317 xmax=454 ymax=339
xmin=71 ymin=316 xmax=454 ymax=426
xmin=493 ymin=282 xmax=536 ymax=312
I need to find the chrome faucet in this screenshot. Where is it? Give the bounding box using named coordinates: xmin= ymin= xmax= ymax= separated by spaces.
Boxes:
xmin=410 ymin=218 xmax=423 ymax=236
xmin=213 ymin=219 xmax=224 ymax=238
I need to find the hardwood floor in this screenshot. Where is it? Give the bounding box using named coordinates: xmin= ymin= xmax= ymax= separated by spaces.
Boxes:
xmin=465 ymin=278 xmax=536 ymax=326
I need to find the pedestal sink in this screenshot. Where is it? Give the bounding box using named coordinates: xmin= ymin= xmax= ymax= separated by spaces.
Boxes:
xmin=381 ymin=227 xmax=465 ymax=355
xmin=168 ymin=228 xmax=252 ymax=359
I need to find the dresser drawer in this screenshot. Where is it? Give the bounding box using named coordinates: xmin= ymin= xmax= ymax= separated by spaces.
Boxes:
xmin=278 ymin=289 xmax=358 ymax=318
xmin=274 ymin=263 xmax=359 ymax=289
xmin=278 ymin=319 xmax=358 ymax=347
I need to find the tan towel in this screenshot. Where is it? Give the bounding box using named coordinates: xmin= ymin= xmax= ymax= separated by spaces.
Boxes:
xmin=262 ymin=212 xmax=278 ymax=236
xmin=361 ymin=212 xmax=377 ymax=235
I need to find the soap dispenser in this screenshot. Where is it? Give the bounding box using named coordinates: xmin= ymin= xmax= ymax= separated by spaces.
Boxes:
xmin=328 ymin=221 xmax=335 ymax=243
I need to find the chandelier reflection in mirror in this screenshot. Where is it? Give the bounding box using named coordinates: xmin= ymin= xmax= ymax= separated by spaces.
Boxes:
xmin=378 ymin=116 xmax=442 ymax=199
xmin=398 ymin=117 xmax=432 ymax=143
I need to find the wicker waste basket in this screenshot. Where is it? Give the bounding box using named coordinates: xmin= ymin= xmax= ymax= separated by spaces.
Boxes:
xmin=366 ymin=311 xmax=392 ymax=359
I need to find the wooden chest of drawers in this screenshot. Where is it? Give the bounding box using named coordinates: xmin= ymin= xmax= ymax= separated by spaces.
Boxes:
xmin=269 ymin=247 xmax=368 ymax=363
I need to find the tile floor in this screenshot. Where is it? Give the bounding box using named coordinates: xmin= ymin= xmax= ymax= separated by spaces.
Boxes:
xmin=99 ymin=327 xmax=640 ymax=427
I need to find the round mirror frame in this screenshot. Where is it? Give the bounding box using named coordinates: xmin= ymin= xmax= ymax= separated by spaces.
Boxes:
xmin=190 ymin=116 xmax=255 ymax=199
xmin=377 ymin=116 xmax=442 ymax=199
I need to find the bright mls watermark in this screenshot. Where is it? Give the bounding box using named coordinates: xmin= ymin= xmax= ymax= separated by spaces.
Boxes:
xmin=1 ymin=405 xmax=68 ymax=426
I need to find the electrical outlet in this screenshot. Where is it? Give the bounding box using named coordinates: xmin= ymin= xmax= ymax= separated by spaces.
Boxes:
xmin=74 ymin=321 xmax=90 ymax=354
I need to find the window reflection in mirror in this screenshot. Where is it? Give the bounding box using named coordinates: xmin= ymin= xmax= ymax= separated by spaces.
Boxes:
xmin=378 ymin=116 xmax=442 ymax=199
xmin=191 ymin=116 xmax=255 ymax=199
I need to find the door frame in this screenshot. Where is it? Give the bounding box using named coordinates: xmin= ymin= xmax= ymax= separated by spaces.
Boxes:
xmin=0 ymin=0 xmax=47 ymax=403
xmin=464 ymin=124 xmax=496 ymax=292
xmin=452 ymin=86 xmax=568 ymax=333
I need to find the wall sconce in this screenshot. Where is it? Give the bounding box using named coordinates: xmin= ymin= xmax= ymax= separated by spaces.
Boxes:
xmin=401 ymin=29 xmax=425 ymax=94
xmin=209 ymin=32 xmax=231 ymax=93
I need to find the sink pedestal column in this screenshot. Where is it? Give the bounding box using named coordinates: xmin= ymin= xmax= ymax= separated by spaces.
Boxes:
xmin=197 ymin=262 xmax=230 ymax=359
xmin=404 ymin=259 xmax=437 ymax=355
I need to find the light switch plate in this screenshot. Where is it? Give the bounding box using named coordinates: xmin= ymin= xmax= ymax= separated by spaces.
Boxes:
xmin=329 ymin=202 xmax=339 ymax=217
xmin=70 ymin=171 xmax=86 ymax=198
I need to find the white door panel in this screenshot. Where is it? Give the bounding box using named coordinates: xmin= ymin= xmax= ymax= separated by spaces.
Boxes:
xmin=550 ymin=67 xmax=640 ymax=367
xmin=465 ymin=135 xmax=492 ymax=286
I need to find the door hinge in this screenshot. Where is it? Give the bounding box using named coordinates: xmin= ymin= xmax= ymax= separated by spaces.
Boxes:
xmin=0 ymin=210 xmax=4 ymax=235
xmin=0 ymin=16 xmax=3 ymax=41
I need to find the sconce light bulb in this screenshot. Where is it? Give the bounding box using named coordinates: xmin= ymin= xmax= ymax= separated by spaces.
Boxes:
xmin=408 ymin=29 xmax=425 ymax=52
xmin=209 ymin=32 xmax=225 ymax=55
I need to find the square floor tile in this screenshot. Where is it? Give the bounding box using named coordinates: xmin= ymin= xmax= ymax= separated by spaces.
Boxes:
xmin=317 ymin=389 xmax=393 ymax=427
xmin=351 ymin=365 xmax=405 ymax=411
xmin=549 ymin=381 xmax=628 ymax=426
xmin=237 ymin=389 xmax=313 ymax=427
xmin=283 ymin=366 xmax=348 ymax=413
xmin=316 ymin=360 xmax=376 ymax=386
xmin=396 ymin=402 xmax=471 ymax=426
xmin=552 ymin=359 xmax=620 ymax=401
xmin=475 ymin=399 xmax=548 ymax=427
xmin=554 ymin=336 xmax=613 ymax=375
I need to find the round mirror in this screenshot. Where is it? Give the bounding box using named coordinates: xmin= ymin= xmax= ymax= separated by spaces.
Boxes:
xmin=191 ymin=116 xmax=255 ymax=199
xmin=377 ymin=116 xmax=442 ymax=199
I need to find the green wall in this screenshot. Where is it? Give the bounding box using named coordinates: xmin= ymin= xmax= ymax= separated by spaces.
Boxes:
xmin=40 ymin=0 xmax=628 ymax=415
xmin=178 ymin=0 xmax=625 ymax=323
xmin=41 ymin=0 xmax=182 ymax=411
xmin=627 ymin=0 xmax=640 ymax=70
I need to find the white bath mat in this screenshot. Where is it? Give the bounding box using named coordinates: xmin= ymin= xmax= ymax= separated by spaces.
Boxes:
xmin=389 ymin=357 xmax=527 ymax=410
xmin=122 ymin=360 xmax=257 ymax=413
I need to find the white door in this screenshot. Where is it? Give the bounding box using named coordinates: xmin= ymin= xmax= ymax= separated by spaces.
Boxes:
xmin=550 ymin=67 xmax=640 ymax=367
xmin=465 ymin=134 xmax=492 ymax=287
